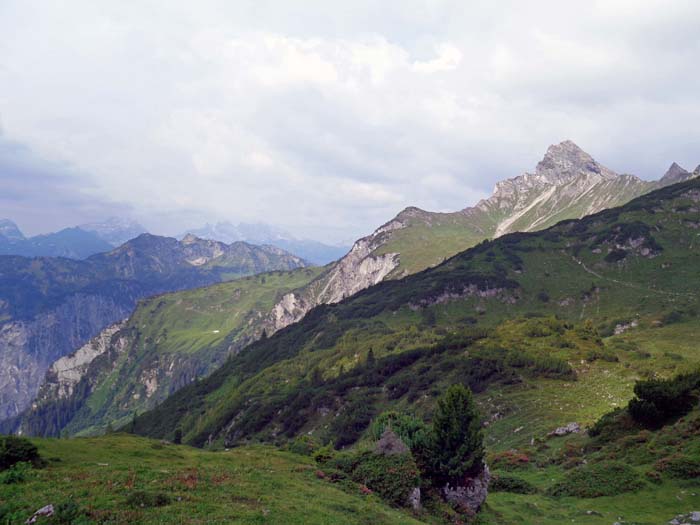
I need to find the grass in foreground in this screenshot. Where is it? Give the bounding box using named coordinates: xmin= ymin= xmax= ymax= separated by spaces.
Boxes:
xmin=0 ymin=435 xmax=423 ymax=525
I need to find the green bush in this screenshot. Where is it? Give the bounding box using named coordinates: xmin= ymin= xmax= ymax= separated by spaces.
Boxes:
xmin=126 ymin=490 xmax=171 ymax=508
xmin=328 ymin=450 xmax=419 ymax=507
xmin=0 ymin=435 xmax=42 ymax=470
xmin=50 ymin=501 xmax=89 ymax=524
xmin=490 ymin=474 xmax=537 ymax=494
xmin=588 ymin=408 xmax=641 ymax=444
xmin=628 ymin=371 xmax=700 ymax=428
xmin=287 ymin=435 xmax=320 ymax=456
xmin=547 ymin=461 xmax=644 ymax=498
xmin=654 ymin=455 xmax=700 ymax=479
xmin=367 ymin=412 xmax=427 ymax=450
xmin=0 ymin=461 xmax=31 ymax=484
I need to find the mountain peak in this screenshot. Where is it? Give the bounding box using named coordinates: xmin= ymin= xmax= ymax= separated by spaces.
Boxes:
xmin=181 ymin=233 xmax=201 ymax=244
xmin=660 ymin=162 xmax=691 ymax=184
xmin=0 ymin=219 xmax=26 ymax=241
xmin=535 ymin=140 xmax=617 ymax=184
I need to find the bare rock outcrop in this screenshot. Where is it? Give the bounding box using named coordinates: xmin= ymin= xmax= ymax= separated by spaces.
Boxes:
xmin=442 ymin=463 xmax=491 ymax=514
xmin=375 ymin=429 xmax=410 ymax=456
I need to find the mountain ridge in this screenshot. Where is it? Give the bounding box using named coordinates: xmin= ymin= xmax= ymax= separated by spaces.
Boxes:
xmin=0 ymin=234 xmax=307 ymax=420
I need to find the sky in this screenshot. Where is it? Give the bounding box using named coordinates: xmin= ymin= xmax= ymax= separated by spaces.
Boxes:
xmin=1 ymin=1 xmax=699 ymax=243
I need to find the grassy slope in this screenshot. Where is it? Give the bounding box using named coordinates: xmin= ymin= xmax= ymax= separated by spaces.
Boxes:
xmin=131 ymin=179 xmax=700 ymax=447
xmin=72 ymin=267 xmax=323 ymax=435
xmin=0 ymin=435 xmax=423 ymax=525
xmin=17 ymin=267 xmax=323 ymax=438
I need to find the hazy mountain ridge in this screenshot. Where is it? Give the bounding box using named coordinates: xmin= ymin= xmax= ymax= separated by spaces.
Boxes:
xmin=78 ymin=217 xmax=147 ymax=246
xmin=0 ymin=234 xmax=307 ymax=420
xmin=181 ymin=221 xmax=350 ymax=265
xmin=0 ymin=221 xmax=114 ymax=259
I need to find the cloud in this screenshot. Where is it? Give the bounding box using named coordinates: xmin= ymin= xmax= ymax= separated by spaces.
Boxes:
xmin=0 ymin=132 xmax=130 ymax=235
xmin=0 ymin=0 xmax=698 ymax=241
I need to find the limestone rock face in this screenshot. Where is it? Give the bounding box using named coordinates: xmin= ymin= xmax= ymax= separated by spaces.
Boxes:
xmin=38 ymin=322 xmax=127 ymax=401
xmin=0 ymin=295 xmax=133 ymax=420
xmin=442 ymin=463 xmax=491 ymax=514
xmin=267 ymin=223 xmax=401 ymax=332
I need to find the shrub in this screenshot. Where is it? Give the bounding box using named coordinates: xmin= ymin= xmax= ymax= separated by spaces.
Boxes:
xmin=0 ymin=461 xmax=31 ymax=484
xmin=0 ymin=435 xmax=42 ymax=470
xmin=490 ymin=474 xmax=537 ymax=494
xmin=312 ymin=445 xmax=335 ymax=464
xmin=330 ymin=395 xmax=377 ymax=449
xmin=367 ymin=412 xmax=427 ymax=450
xmin=546 ymin=461 xmax=644 ymax=498
xmin=604 ymin=249 xmax=627 ymax=263
xmin=588 ymin=408 xmax=640 ymax=443
xmin=126 ymin=490 xmax=171 ymax=508
xmin=628 ymin=371 xmax=700 ymax=428
xmin=488 ymin=450 xmax=531 ymax=470
xmin=328 ymin=450 xmax=420 ymax=507
xmin=287 ymin=435 xmax=320 ymax=456
xmin=654 ymin=455 xmax=700 ymax=479
xmin=51 ymin=501 xmax=89 ymax=525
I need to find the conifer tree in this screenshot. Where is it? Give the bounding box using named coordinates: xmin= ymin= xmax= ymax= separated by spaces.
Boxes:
xmin=428 ymin=384 xmax=484 ymax=484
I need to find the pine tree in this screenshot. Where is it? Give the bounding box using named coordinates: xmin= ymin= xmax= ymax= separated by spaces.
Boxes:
xmin=367 ymin=348 xmax=376 ymax=368
xmin=428 ymin=384 xmax=484 ymax=484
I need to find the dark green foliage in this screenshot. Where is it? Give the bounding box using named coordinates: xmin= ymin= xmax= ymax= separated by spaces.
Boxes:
xmin=0 ymin=462 xmax=31 ymax=484
xmin=604 ymin=248 xmax=627 ymax=263
xmin=327 ymin=451 xmax=420 ymax=507
xmin=368 ymin=412 xmax=427 ymax=450
xmin=490 ymin=474 xmax=537 ymax=494
xmin=536 ymin=291 xmax=550 ymax=303
xmin=287 ymin=435 xmax=320 ymax=456
xmin=126 ymin=490 xmax=171 ymax=508
xmin=331 ymin=394 xmax=377 ymax=449
xmin=50 ymin=501 xmax=89 ymax=524
xmin=421 ymin=385 xmax=484 ymax=485
xmin=655 ymin=455 xmax=700 ymax=479
xmin=547 ymin=462 xmax=645 ymax=498
xmin=628 ymin=371 xmax=700 ymax=428
xmin=0 ymin=435 xmax=41 ymax=470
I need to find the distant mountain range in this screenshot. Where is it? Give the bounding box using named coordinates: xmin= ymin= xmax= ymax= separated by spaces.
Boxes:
xmin=0 ymin=233 xmax=306 ymax=420
xmin=0 ymin=217 xmax=146 ymax=259
xmin=0 ymin=217 xmax=348 ymax=265
xmin=181 ymin=222 xmax=349 ymax=266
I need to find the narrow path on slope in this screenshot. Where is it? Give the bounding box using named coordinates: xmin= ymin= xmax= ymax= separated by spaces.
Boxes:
xmin=569 ymin=255 xmax=695 ymax=299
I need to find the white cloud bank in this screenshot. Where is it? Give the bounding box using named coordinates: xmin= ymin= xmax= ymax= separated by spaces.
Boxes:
xmin=0 ymin=0 xmax=699 ymax=241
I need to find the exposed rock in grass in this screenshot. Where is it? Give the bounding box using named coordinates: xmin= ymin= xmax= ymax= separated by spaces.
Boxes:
xmin=548 ymin=422 xmax=581 ymax=437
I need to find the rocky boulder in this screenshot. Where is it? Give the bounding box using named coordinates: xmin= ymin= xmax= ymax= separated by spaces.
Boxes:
xmin=374 ymin=428 xmax=410 ymax=456
xmin=548 ymin=422 xmax=581 ymax=437
xmin=442 ymin=463 xmax=491 ymax=514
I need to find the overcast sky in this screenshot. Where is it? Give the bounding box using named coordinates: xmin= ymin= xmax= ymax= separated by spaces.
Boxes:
xmin=1 ymin=1 xmax=699 ymax=242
